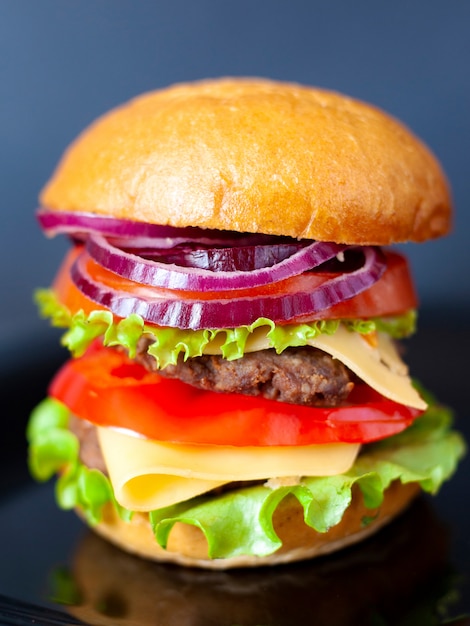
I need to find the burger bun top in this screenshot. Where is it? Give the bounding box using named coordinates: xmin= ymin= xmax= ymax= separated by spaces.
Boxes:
xmin=40 ymin=78 xmax=452 ymax=245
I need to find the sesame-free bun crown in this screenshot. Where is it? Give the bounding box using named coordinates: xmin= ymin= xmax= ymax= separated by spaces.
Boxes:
xmin=40 ymin=78 xmax=451 ymax=244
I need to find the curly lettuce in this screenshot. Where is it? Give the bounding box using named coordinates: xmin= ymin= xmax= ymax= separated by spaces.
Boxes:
xmin=27 ymin=393 xmax=465 ymax=560
xmin=35 ymin=289 xmax=417 ymax=368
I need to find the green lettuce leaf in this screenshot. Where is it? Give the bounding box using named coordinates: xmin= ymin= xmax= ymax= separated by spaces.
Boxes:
xmin=27 ymin=394 xmax=466 ymax=560
xmin=150 ymin=407 xmax=465 ymax=558
xmin=26 ymin=398 xmax=78 ymax=480
xmin=35 ymin=288 xmax=417 ymax=367
xmin=372 ymin=309 xmax=417 ymax=338
xmin=27 ymin=398 xmax=132 ymax=524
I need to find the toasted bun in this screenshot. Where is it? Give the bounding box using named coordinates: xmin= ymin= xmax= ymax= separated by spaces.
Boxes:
xmin=79 ymin=481 xmax=419 ymax=569
xmin=40 ymin=78 xmax=451 ymax=245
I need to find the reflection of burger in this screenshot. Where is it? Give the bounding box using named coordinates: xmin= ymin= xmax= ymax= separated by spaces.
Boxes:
xmin=27 ymin=78 xmax=465 ymax=568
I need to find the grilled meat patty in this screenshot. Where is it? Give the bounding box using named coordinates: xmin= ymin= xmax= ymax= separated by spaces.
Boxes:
xmin=137 ymin=341 xmax=354 ymax=407
xmin=69 ymin=414 xmax=108 ymax=474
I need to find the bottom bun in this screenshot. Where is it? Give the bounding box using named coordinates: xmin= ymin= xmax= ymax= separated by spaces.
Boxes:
xmin=79 ymin=481 xmax=420 ymax=569
xmin=67 ymin=498 xmax=449 ymax=626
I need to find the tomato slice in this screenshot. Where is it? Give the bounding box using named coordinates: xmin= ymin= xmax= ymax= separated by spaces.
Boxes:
xmin=49 ymin=344 xmax=421 ymax=446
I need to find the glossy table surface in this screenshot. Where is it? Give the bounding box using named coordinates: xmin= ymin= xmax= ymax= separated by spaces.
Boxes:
xmin=1 ymin=320 xmax=469 ymax=625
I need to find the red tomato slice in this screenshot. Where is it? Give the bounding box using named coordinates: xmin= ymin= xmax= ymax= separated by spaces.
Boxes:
xmin=52 ymin=246 xmax=417 ymax=325
xmin=49 ymin=344 xmax=421 ymax=446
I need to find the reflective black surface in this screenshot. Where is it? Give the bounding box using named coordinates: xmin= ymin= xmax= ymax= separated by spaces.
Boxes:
xmin=1 ymin=319 xmax=469 ymax=625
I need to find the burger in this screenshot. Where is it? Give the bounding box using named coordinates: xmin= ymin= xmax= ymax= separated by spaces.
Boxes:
xmin=27 ymin=78 xmax=465 ymax=568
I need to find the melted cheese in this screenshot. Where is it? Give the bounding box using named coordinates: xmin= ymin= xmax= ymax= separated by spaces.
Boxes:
xmin=98 ymin=427 xmax=360 ymax=512
xmin=206 ymin=324 xmax=426 ymax=410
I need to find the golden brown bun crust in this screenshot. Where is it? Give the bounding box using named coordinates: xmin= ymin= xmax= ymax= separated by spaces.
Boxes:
xmin=40 ymin=78 xmax=451 ymax=245
xmin=79 ymin=481 xmax=419 ymax=569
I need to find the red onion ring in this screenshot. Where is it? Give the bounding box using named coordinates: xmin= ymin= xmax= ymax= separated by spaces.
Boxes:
xmin=37 ymin=208 xmax=213 ymax=239
xmin=86 ymin=234 xmax=346 ymax=291
xmin=137 ymin=241 xmax=306 ymax=270
xmin=71 ymin=247 xmax=386 ymax=330
xmin=39 ymin=208 xmax=387 ymax=329
xmin=37 ymin=208 xmax=276 ymax=249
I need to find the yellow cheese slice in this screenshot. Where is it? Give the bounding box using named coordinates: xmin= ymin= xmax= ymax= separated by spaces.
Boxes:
xmin=205 ymin=324 xmax=426 ymax=410
xmin=305 ymin=326 xmax=426 ymax=410
xmin=98 ymin=427 xmax=360 ymax=512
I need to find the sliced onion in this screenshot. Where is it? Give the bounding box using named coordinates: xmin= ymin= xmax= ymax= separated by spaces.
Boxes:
xmin=37 ymin=208 xmax=198 ymax=238
xmin=71 ymin=247 xmax=386 ymax=330
xmin=86 ymin=234 xmax=346 ymax=291
xmin=37 ymin=208 xmax=276 ymax=249
xmin=139 ymin=242 xmax=306 ymax=270
xmin=107 ymin=232 xmax=279 ymax=250
xmin=39 ymin=208 xmax=388 ymax=329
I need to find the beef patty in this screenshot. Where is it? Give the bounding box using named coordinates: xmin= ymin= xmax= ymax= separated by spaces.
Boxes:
xmin=137 ymin=340 xmax=354 ymax=407
xmin=69 ymin=414 xmax=108 ymax=474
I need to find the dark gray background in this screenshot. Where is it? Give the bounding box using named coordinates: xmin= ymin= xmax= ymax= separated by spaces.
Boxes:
xmin=2 ymin=1 xmax=469 ymax=369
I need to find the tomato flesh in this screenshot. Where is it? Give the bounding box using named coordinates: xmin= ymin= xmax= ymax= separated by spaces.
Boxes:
xmin=49 ymin=344 xmax=421 ymax=446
